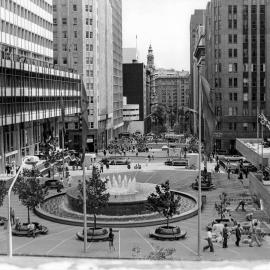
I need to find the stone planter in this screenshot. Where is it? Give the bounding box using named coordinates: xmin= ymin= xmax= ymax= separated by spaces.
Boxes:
xmin=149 ymin=225 xmax=186 ymax=240
xmin=76 ymin=227 xmax=109 ymax=242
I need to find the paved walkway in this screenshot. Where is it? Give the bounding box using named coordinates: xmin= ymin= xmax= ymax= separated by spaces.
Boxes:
xmin=0 ymin=159 xmax=270 ymax=260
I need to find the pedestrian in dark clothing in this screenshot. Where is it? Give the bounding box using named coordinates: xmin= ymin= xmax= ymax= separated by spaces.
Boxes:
xmin=244 ymin=168 xmax=249 ymax=178
xmin=235 ymin=224 xmax=241 ymax=247
xmin=108 ymin=228 xmax=115 ymax=251
xmin=10 ymin=207 xmax=15 ymax=226
xmin=100 ymin=163 xmax=104 ymax=173
xmin=227 ymin=167 xmax=231 ymax=179
xmin=223 ymin=224 xmax=229 ymax=248
xmin=103 ymin=149 xmax=106 ymax=156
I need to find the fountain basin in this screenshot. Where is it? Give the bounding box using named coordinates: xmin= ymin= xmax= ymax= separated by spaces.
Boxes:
xmin=66 ymin=182 xmax=155 ymax=215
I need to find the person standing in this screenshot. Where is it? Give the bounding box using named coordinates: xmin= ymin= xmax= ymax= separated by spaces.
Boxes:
xmin=108 ymin=228 xmax=115 ymax=251
xmin=203 ymin=228 xmax=214 ymax=252
xmin=10 ymin=207 xmax=15 ymax=226
xmin=227 ymin=166 xmax=231 ymax=180
xmin=222 ymin=224 xmax=229 ymax=248
xmin=235 ymin=224 xmax=242 ymax=247
xmin=249 ymin=222 xmax=261 ymax=247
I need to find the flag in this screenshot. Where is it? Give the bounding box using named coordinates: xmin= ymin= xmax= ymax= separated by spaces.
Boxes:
xmin=81 ymin=80 xmax=89 ymax=163
xmin=200 ymin=76 xmax=216 ymax=154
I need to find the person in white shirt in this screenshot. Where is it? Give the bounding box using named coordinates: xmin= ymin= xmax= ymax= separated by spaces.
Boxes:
xmin=203 ymin=228 xmax=214 ymax=252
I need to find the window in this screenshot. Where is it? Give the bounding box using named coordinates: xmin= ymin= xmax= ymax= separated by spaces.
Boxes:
xmin=243 ymin=123 xmax=248 ymax=131
xmin=228 ymin=19 xmax=232 ymax=29
xmin=86 ymin=18 xmax=89 ymax=25
xmin=86 ymin=44 xmax=90 ymax=51
xmin=228 ymin=49 xmax=232 ymax=58
xmin=53 ymin=5 xmax=56 ymax=12
xmin=62 ymin=31 xmax=67 ymax=38
xmin=85 ymin=5 xmax=89 ymax=12
xmin=86 ymin=31 xmax=89 ymax=38
xmin=229 ymin=107 xmax=233 ymax=116
xmin=90 ymin=109 xmax=94 ymax=116
xmin=73 ymin=4 xmax=77 ymax=11
xmin=90 ymin=44 xmax=93 ymax=51
xmin=234 ymin=78 xmax=238 ymax=87
xmin=229 ymin=93 xmax=233 ymax=101
xmin=75 ymin=122 xmax=79 ymax=129
xmin=243 ymin=93 xmax=248 ymax=101
xmin=228 ymin=64 xmax=233 ymax=72
xmin=86 ymin=70 xmax=90 ymax=76
xmin=74 ymin=57 xmax=78 ymax=65
xmin=62 ymin=57 xmax=67 ymax=64
xmin=233 ymin=63 xmax=238 ymax=72
xmin=228 ymin=34 xmax=232 ymax=43
xmin=233 ymin=34 xmax=237 ymax=43
xmin=233 ymin=5 xmax=237 ymax=14
xmin=53 ymin=18 xmax=57 ymax=25
xmin=234 ymin=49 xmax=237 ymax=57
xmin=228 ymin=5 xmax=232 ymax=14
xmin=74 ymin=44 xmax=77 ymax=51
xmin=229 ymin=78 xmax=233 ymax=88
xmin=90 ymin=32 xmax=93 ymax=38
xmin=86 ymin=57 xmax=90 ymax=64
xmin=74 ymin=31 xmax=77 ymax=38
xmin=73 ymin=18 xmax=77 ymax=25
xmin=90 ymin=96 xmax=94 ymax=103
xmin=234 ymin=93 xmax=237 ymax=101
xmin=90 ymin=122 xmax=94 ymax=128
xmin=62 ymin=18 xmax=67 ymax=25
xmin=233 ymin=19 xmax=237 ymax=28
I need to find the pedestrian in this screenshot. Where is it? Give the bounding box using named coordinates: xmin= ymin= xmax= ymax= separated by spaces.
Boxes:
xmin=103 ymin=149 xmax=107 ymax=156
xmin=100 ymin=163 xmax=104 ymax=173
xmin=203 ymin=228 xmax=214 ymax=252
xmin=10 ymin=207 xmax=15 ymax=226
xmin=227 ymin=166 xmax=231 ymax=179
xmin=108 ymin=228 xmax=115 ymax=251
xmin=235 ymin=200 xmax=246 ymax=211
xmin=222 ymin=224 xmax=229 ymax=248
xmin=244 ymin=167 xmax=249 ymax=178
xmin=151 ymin=152 xmax=154 ymax=160
xmin=249 ymin=222 xmax=261 ymax=247
xmin=235 ymin=224 xmax=242 ymax=247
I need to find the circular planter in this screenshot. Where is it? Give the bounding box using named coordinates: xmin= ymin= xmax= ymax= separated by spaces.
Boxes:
xmin=12 ymin=222 xmax=48 ymax=237
xmin=76 ymin=227 xmax=109 ymax=242
xmin=150 ymin=225 xmax=187 ymax=240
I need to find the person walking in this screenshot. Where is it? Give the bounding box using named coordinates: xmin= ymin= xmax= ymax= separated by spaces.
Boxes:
xmin=249 ymin=222 xmax=261 ymax=247
xmin=227 ymin=166 xmax=231 ymax=180
xmin=203 ymin=228 xmax=214 ymax=252
xmin=108 ymin=228 xmax=115 ymax=251
xmin=10 ymin=207 xmax=15 ymax=226
xmin=235 ymin=224 xmax=242 ymax=247
xmin=222 ymin=224 xmax=229 ymax=248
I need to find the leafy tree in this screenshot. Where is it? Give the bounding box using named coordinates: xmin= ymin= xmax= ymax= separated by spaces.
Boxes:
xmin=151 ymin=105 xmax=167 ymax=126
xmin=13 ymin=168 xmax=48 ymax=223
xmin=0 ymin=180 xmax=8 ymax=207
xmin=78 ymin=166 xmax=110 ymax=229
xmin=147 ymin=180 xmax=180 ymax=228
xmin=214 ymin=192 xmax=230 ymax=220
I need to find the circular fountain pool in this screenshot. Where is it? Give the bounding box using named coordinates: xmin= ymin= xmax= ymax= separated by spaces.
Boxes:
xmin=35 ymin=173 xmax=198 ymax=227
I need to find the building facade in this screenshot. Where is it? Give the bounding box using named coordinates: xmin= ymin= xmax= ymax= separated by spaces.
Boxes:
xmin=155 ymin=69 xmax=190 ymax=132
xmin=0 ymin=0 xmax=81 ymax=173
xmin=204 ymin=0 xmax=270 ymax=153
xmin=53 ymin=0 xmax=122 ymax=151
xmin=123 ymin=62 xmax=146 ymax=134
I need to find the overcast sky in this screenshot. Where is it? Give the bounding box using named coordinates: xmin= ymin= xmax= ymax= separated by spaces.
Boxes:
xmin=122 ymin=0 xmax=209 ymax=71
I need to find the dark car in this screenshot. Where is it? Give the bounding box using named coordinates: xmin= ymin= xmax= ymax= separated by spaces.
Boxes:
xmin=164 ymin=159 xmax=173 ymax=166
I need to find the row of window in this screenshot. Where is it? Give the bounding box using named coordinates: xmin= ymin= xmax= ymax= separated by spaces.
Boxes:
xmin=0 ymin=20 xmax=53 ymax=49
xmin=0 ymin=0 xmax=52 ymax=31
xmin=53 ymin=4 xmax=93 ymax=13
xmin=214 ymin=78 xmax=238 ymax=88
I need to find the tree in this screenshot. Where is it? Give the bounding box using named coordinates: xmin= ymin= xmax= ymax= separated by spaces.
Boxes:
xmin=151 ymin=105 xmax=167 ymax=126
xmin=214 ymin=192 xmax=230 ymax=220
xmin=0 ymin=180 xmax=8 ymax=207
xmin=147 ymin=180 xmax=180 ymax=228
xmin=78 ymin=166 xmax=110 ymax=229
xmin=13 ymin=168 xmax=48 ymax=223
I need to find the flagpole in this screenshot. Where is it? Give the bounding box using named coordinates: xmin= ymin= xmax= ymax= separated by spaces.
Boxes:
xmin=197 ymin=64 xmax=202 ymax=257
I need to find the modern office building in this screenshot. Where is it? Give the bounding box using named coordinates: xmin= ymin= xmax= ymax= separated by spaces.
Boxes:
xmin=203 ymin=0 xmax=270 ymax=152
xmin=111 ymin=0 xmax=124 ymax=139
xmin=0 ymin=0 xmax=81 ymax=173
xmin=123 ymin=62 xmax=146 ymax=134
xmin=53 ymin=0 xmax=122 ymax=150
xmin=154 ymin=69 xmax=190 ymax=132
xmin=190 ymin=9 xmax=205 ymax=135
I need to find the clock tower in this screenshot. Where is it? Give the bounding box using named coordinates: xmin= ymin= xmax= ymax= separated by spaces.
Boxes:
xmin=147 ymin=44 xmax=155 ymax=69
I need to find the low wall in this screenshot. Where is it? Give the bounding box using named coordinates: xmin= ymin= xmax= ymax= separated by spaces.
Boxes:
xmin=249 ymin=172 xmax=270 ymax=218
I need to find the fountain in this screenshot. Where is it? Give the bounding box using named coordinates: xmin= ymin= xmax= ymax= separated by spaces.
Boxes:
xmin=36 ymin=172 xmax=198 ymax=227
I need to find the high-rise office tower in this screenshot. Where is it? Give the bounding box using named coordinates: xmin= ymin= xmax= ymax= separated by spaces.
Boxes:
xmin=53 ymin=0 xmax=122 ymax=151
xmin=0 ymin=0 xmax=81 ymax=173
xmin=204 ymin=0 xmax=270 ymax=152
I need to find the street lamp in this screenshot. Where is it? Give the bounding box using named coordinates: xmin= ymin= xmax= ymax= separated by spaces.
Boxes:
xmin=7 ymin=155 xmax=39 ymax=257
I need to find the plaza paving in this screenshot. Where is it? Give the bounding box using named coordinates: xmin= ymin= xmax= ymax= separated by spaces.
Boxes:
xmin=1 ymin=157 xmax=270 ymax=261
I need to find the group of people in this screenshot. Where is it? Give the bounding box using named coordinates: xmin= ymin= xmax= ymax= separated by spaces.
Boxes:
xmin=203 ymin=218 xmax=263 ymax=252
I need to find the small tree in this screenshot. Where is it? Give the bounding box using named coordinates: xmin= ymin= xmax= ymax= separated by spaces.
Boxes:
xmin=13 ymin=168 xmax=48 ymax=223
xmin=78 ymin=166 xmax=110 ymax=230
xmin=147 ymin=180 xmax=180 ymax=228
xmin=214 ymin=192 xmax=230 ymax=220
xmin=0 ymin=180 xmax=8 ymax=207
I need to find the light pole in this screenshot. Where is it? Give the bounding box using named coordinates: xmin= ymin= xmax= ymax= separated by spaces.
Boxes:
xmin=7 ymin=155 xmax=39 ymax=257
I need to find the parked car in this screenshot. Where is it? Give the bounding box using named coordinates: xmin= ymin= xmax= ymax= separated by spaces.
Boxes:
xmin=43 ymin=179 xmax=64 ymax=191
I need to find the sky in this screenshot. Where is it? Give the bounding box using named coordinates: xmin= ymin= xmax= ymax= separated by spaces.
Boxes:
xmin=122 ymin=0 xmax=209 ymax=71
